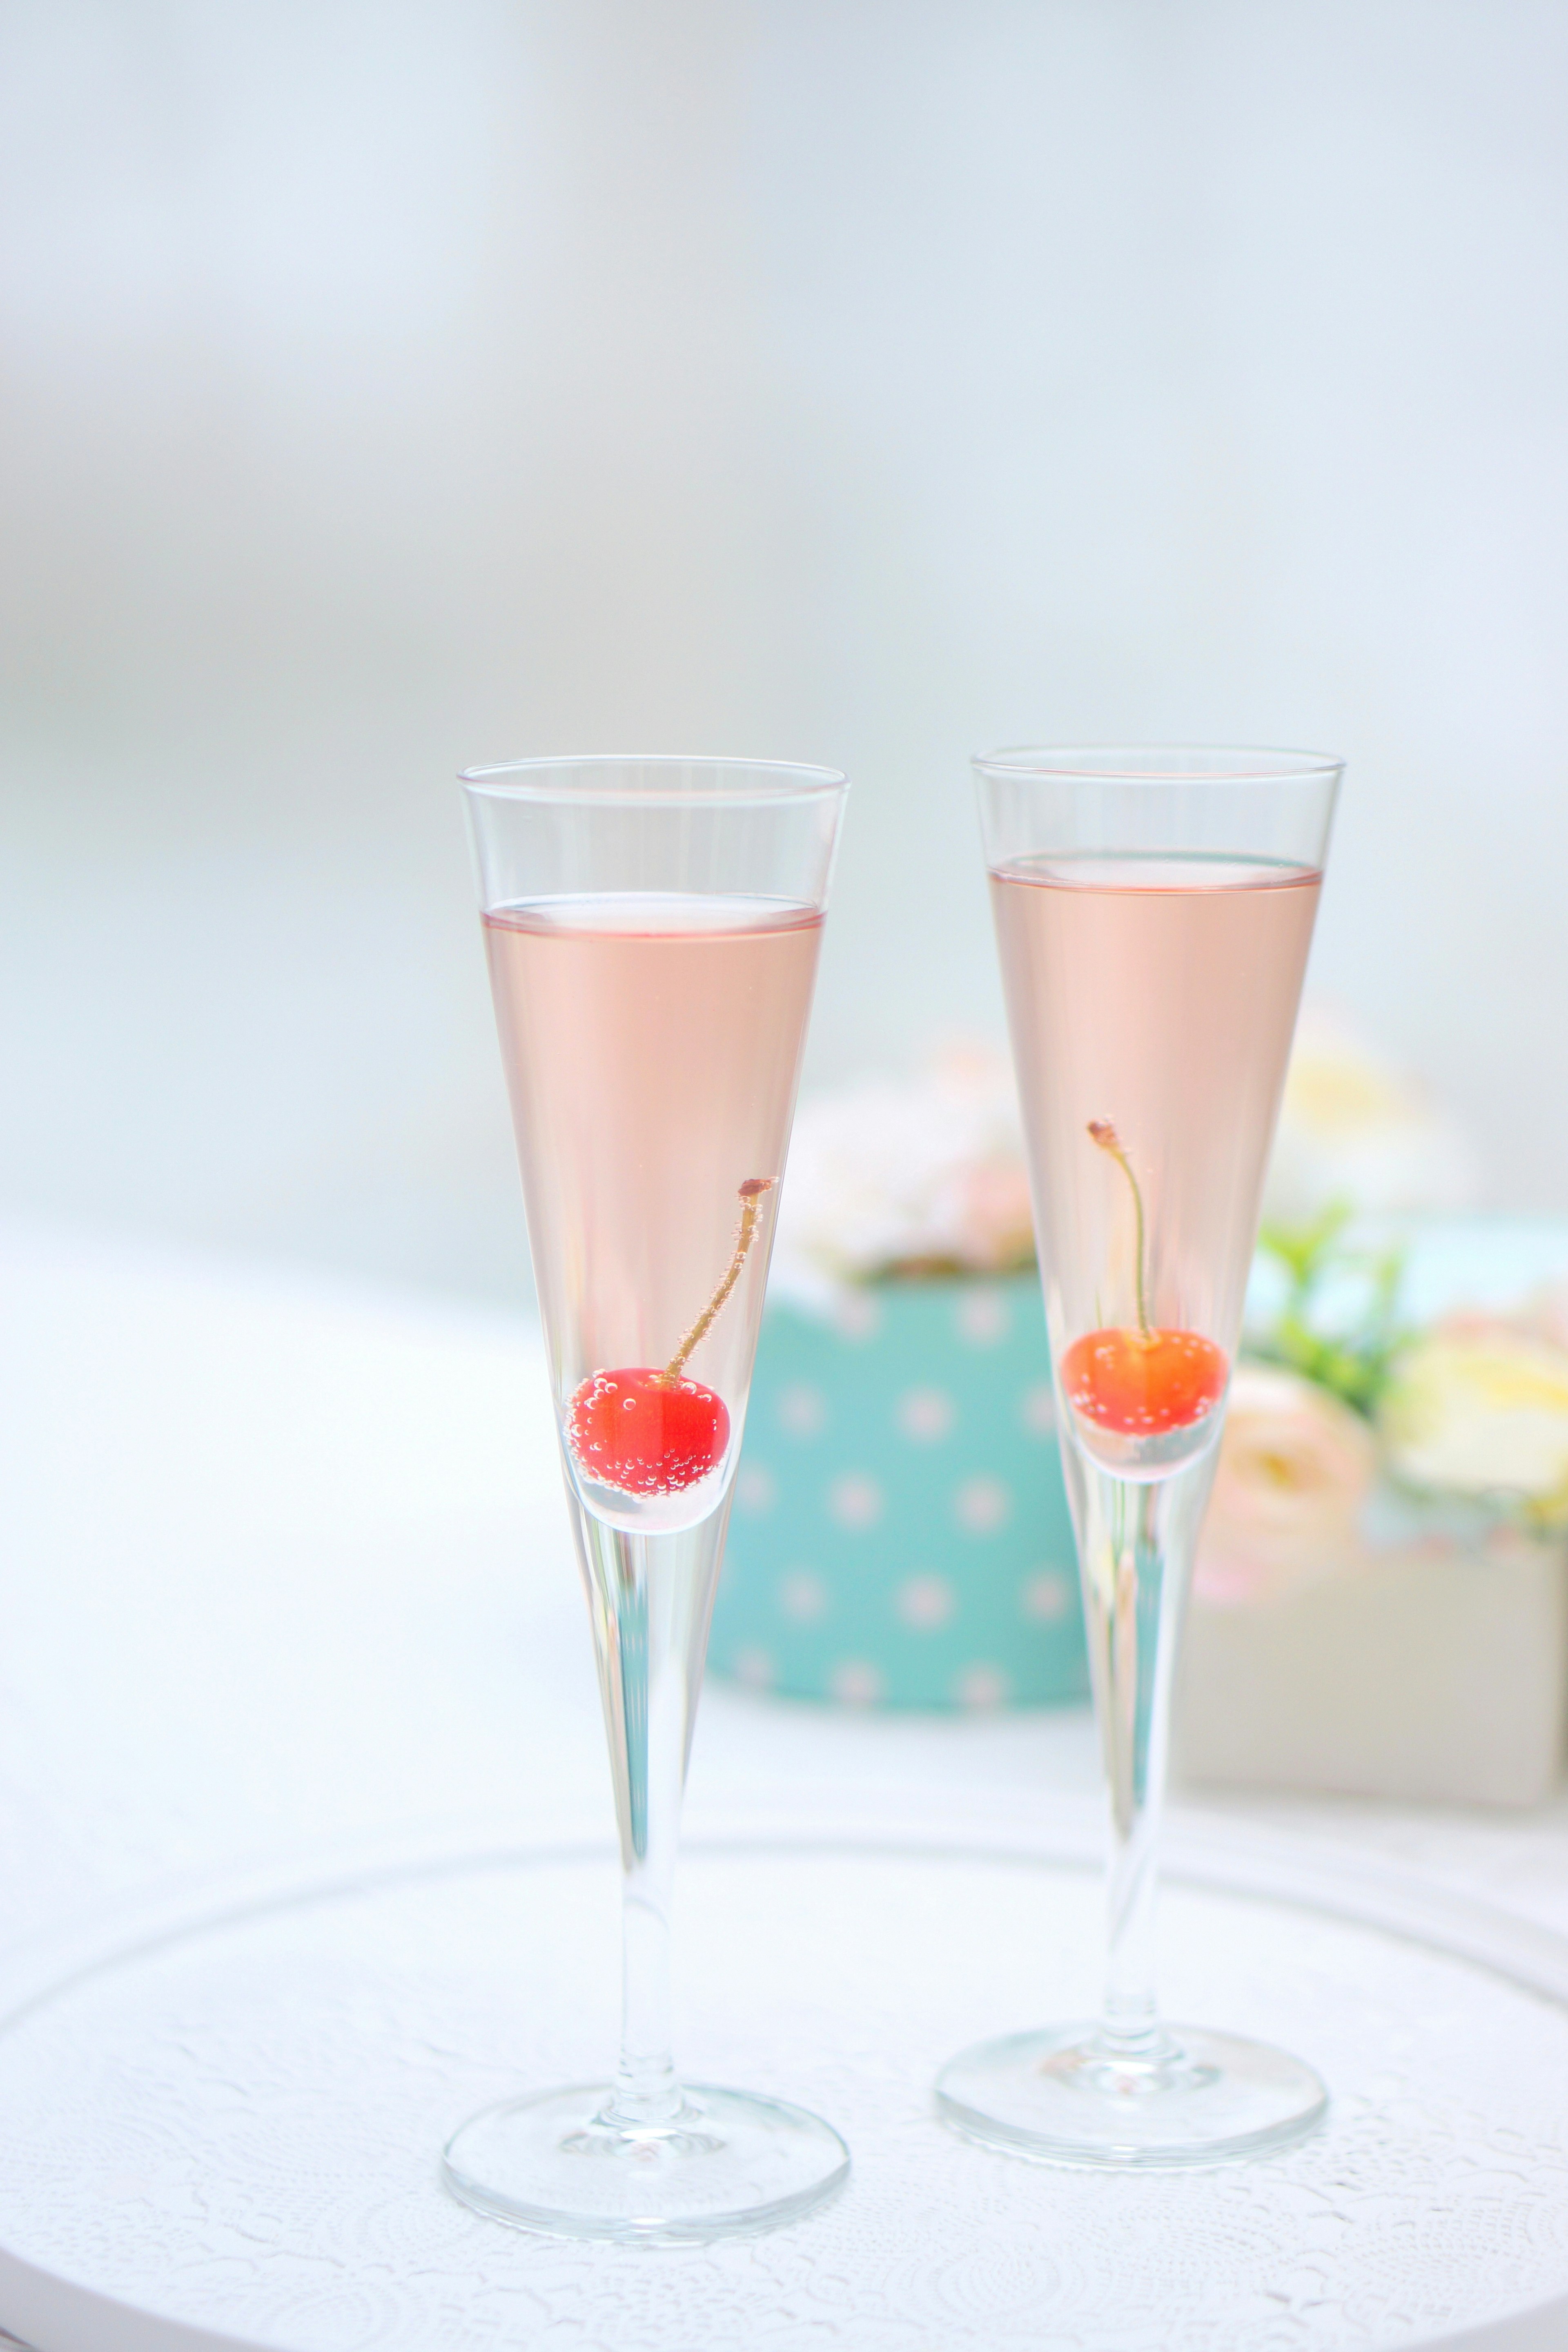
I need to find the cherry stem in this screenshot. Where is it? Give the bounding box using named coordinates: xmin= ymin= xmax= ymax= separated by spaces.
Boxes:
xmin=1087 ymin=1120 xmax=1150 ymax=1340
xmin=659 ymin=1178 xmax=776 ymax=1384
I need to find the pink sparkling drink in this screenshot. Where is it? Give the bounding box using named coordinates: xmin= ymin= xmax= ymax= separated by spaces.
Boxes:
xmin=484 ymin=892 xmax=823 ymax=1529
xmin=989 ymin=852 xmax=1320 ymax=1476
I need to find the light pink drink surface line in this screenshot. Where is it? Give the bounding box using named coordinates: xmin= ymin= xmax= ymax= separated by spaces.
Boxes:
xmin=990 ymin=854 xmax=1322 ymax=1394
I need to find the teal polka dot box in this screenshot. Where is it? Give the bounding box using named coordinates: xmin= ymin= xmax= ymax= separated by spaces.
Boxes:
xmin=707 ymin=1048 xmax=1087 ymax=1709
xmin=710 ymin=1272 xmax=1085 ymax=1709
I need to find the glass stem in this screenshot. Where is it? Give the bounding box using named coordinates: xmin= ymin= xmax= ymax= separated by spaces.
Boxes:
xmin=1063 ymin=1448 xmax=1218 ymax=2060
xmin=566 ymin=1489 xmax=731 ymax=2131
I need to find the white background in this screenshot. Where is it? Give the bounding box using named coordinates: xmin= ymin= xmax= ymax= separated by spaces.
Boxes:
xmin=2 ymin=0 xmax=1565 ymax=1298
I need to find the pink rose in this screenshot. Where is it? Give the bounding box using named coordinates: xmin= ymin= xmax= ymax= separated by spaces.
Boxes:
xmin=1195 ymin=1365 xmax=1378 ymax=1606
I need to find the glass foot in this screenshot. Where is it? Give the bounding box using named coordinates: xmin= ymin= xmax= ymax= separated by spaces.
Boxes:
xmin=936 ymin=2023 xmax=1327 ymax=2169
xmin=442 ymin=2084 xmax=849 ymax=2244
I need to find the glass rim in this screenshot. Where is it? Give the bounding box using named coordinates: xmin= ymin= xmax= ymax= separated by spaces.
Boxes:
xmin=972 ymin=744 xmax=1343 ymax=785
xmin=459 ymin=753 xmax=849 ymax=808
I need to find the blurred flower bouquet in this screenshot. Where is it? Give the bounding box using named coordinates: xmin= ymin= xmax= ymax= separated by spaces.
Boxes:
xmin=1178 ymin=1015 xmax=1568 ymax=1806
xmin=1203 ymin=1219 xmax=1568 ymax=1613
xmin=770 ymin=1035 xmax=1037 ymax=1290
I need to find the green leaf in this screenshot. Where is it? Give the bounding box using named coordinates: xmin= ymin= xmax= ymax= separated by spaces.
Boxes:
xmin=1248 ymin=1208 xmax=1410 ymax=1419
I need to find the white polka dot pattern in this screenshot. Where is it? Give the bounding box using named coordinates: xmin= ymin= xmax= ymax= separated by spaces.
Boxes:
xmin=828 ymin=1473 xmax=884 ymax=1530
xmin=826 ymin=1660 xmax=884 ymax=1705
xmin=954 ymin=1663 xmax=1010 ymax=1708
xmin=832 ymin=1290 xmax=882 ymax=1341
xmin=897 ymin=1386 xmax=956 ymax=1441
xmin=955 ymin=1286 xmax=1010 ymax=1344
xmin=777 ymin=1383 xmax=826 ymax=1435
xmin=1022 ymin=1568 xmax=1074 ymax=1622
xmin=734 ymin=1464 xmax=777 ymax=1513
xmin=1021 ymin=1381 xmax=1057 ymax=1433
xmin=954 ymin=1474 xmax=1011 ymax=1533
xmin=713 ymin=1278 xmax=1085 ymax=1709
xmin=896 ymin=1574 xmax=956 ymax=1630
xmin=779 ymin=1570 xmax=828 ymax=1623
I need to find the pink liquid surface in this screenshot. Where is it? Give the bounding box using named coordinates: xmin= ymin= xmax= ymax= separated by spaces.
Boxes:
xmin=484 ymin=893 xmax=822 ymax=1521
xmin=990 ymin=853 xmax=1321 ymax=1470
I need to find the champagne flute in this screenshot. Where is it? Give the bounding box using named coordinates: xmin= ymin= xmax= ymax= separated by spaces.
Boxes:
xmin=939 ymin=746 xmax=1342 ymax=2167
xmin=448 ymin=755 xmax=850 ymax=2240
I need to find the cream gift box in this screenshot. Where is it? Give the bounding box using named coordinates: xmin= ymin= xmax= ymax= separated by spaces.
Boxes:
xmin=1175 ymin=1516 xmax=1568 ymax=1807
xmin=1174 ymin=1220 xmax=1568 ymax=1809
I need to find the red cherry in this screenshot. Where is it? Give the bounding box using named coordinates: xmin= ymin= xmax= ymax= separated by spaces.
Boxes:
xmin=1060 ymin=1327 xmax=1227 ymax=1437
xmin=566 ymin=1368 xmax=731 ymax=1496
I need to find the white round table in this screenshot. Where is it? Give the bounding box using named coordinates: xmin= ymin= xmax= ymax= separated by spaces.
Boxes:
xmin=4 ymin=1221 xmax=1568 ymax=2351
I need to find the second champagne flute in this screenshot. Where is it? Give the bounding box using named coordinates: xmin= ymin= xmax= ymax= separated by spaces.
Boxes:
xmin=447 ymin=755 xmax=850 ymax=2241
xmin=939 ymin=744 xmax=1342 ymax=2167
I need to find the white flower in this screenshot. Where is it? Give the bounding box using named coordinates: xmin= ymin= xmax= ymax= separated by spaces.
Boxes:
xmin=1489 ymin=1283 xmax=1568 ymax=1355
xmin=1195 ymin=1365 xmax=1379 ymax=1604
xmin=1379 ymin=1326 xmax=1568 ymax=1523
xmin=775 ymin=1036 xmax=1034 ymax=1281
xmin=1263 ymin=1005 xmax=1477 ymax=1225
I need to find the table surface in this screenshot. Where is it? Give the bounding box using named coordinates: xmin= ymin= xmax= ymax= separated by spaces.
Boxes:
xmin=6 ymin=1218 xmax=1568 ymax=2352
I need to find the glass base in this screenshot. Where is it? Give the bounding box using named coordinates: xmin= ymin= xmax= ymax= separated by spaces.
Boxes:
xmin=935 ymin=2023 xmax=1327 ymax=2169
xmin=442 ymin=2083 xmax=849 ymax=2244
